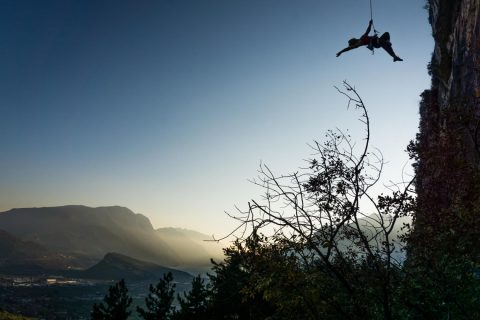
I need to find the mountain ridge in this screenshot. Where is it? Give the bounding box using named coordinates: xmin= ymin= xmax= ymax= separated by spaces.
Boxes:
xmin=81 ymin=252 xmax=193 ymax=282
xmin=0 ymin=229 xmax=79 ymax=275
xmin=0 ymin=205 xmax=224 ymax=274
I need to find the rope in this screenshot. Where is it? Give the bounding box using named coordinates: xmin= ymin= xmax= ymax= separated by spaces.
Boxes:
xmin=369 ymin=0 xmax=377 ymax=55
xmin=369 ymin=0 xmax=379 ymax=34
xmin=370 ymin=0 xmax=373 ymax=21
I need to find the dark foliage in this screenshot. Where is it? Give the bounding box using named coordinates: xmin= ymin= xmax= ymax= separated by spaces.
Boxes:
xmin=137 ymin=272 xmax=176 ymax=320
xmin=174 ymin=275 xmax=210 ymax=320
xmin=91 ymin=279 xmax=132 ymax=320
xmin=93 ymin=81 xmax=480 ymax=319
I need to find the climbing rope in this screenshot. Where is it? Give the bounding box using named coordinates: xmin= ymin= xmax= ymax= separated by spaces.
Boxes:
xmin=369 ymin=0 xmax=379 ymax=35
xmin=369 ymin=0 xmax=379 ymax=55
xmin=370 ymin=0 xmax=378 ymax=34
xmin=369 ymin=0 xmax=373 ymax=22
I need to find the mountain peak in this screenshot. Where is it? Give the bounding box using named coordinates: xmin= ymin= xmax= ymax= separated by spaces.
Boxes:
xmin=83 ymin=252 xmax=192 ymax=282
xmin=0 ymin=205 xmax=153 ymax=230
xmin=0 ymin=205 xmax=223 ymax=274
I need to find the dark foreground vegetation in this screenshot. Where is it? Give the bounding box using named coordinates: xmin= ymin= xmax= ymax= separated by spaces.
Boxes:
xmin=0 ymin=310 xmax=31 ymax=320
xmin=91 ymin=83 xmax=480 ymax=320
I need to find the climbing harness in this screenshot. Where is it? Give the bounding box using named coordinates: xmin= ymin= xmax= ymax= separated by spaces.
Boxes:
xmin=367 ymin=36 xmax=378 ymax=53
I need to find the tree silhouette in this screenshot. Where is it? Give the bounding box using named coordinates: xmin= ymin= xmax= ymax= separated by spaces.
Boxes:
xmin=137 ymin=272 xmax=176 ymax=320
xmin=216 ymin=82 xmax=416 ymax=319
xmin=174 ymin=275 xmax=210 ymax=320
xmin=91 ymin=279 xmax=132 ymax=320
xmin=207 ymin=248 xmax=251 ymax=319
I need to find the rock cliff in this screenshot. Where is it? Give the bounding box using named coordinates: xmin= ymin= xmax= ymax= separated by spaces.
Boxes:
xmin=413 ymin=0 xmax=480 ymax=259
xmin=429 ymin=0 xmax=480 ymax=105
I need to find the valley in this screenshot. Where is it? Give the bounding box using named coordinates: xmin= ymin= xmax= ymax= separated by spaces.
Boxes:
xmin=0 ymin=205 xmax=222 ymax=319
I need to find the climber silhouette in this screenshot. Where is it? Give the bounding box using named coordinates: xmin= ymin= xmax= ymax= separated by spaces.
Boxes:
xmin=336 ymin=20 xmax=403 ymax=62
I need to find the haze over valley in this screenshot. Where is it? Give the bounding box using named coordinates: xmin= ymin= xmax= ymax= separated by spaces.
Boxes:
xmin=0 ymin=205 xmax=223 ymax=276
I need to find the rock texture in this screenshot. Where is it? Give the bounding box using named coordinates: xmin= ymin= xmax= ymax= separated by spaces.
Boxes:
xmin=429 ymin=0 xmax=480 ymax=106
xmin=413 ymin=0 xmax=480 ymax=259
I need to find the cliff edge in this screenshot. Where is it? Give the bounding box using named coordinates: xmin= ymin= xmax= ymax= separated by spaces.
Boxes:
xmin=414 ymin=0 xmax=480 ymax=260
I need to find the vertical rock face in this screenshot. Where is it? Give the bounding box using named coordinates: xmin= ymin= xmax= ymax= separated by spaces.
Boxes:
xmin=429 ymin=0 xmax=480 ymax=106
xmin=413 ymin=0 xmax=480 ymax=259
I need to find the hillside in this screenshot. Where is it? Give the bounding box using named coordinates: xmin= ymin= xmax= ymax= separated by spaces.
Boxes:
xmin=156 ymin=227 xmax=224 ymax=268
xmin=0 ymin=229 xmax=76 ymax=275
xmin=0 ymin=206 xmax=223 ymax=272
xmin=81 ymin=252 xmax=193 ymax=282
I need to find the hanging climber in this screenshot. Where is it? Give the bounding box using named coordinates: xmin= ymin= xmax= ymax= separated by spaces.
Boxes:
xmin=336 ymin=20 xmax=403 ymax=62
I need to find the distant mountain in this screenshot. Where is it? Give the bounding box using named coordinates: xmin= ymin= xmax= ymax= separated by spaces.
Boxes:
xmin=0 ymin=229 xmax=77 ymax=275
xmin=156 ymin=227 xmax=224 ymax=269
xmin=81 ymin=252 xmax=193 ymax=282
xmin=0 ymin=206 xmax=223 ymax=273
xmin=325 ymin=215 xmax=409 ymax=264
xmin=0 ymin=206 xmax=179 ymax=268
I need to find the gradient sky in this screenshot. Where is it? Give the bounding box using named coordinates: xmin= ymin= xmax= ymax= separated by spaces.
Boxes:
xmin=0 ymin=0 xmax=432 ymax=236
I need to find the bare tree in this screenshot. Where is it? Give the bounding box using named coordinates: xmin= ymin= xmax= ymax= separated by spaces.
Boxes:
xmin=218 ymin=81 xmax=415 ymax=319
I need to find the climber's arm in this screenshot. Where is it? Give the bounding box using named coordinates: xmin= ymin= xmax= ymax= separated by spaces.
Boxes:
xmin=362 ymin=19 xmax=373 ymax=37
xmin=336 ymin=44 xmax=361 ymax=57
xmin=336 ymin=46 xmax=352 ymax=57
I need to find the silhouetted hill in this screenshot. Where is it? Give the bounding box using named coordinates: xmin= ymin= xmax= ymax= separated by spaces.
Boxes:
xmin=81 ymin=252 xmax=192 ymax=282
xmin=0 ymin=206 xmax=223 ymax=272
xmin=0 ymin=229 xmax=76 ymax=275
xmin=331 ymin=215 xmax=409 ymax=263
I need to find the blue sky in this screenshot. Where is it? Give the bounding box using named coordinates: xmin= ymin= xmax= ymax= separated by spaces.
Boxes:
xmin=0 ymin=0 xmax=432 ymax=236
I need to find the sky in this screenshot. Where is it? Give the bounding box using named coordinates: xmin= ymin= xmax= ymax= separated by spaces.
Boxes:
xmin=0 ymin=0 xmax=432 ymax=237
